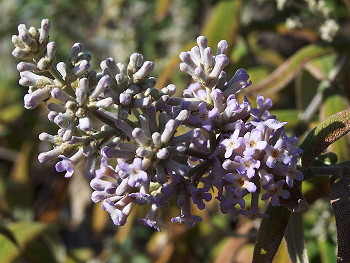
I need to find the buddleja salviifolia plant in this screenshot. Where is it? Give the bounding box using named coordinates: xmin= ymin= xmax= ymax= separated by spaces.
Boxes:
xmin=11 ymin=19 xmax=350 ymax=262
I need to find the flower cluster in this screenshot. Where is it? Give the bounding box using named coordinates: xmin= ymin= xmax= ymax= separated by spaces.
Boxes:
xmin=12 ymin=19 xmax=304 ymax=230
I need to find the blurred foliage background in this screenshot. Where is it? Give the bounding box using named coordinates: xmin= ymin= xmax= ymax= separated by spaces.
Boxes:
xmin=1 ymin=0 xmax=350 ymax=262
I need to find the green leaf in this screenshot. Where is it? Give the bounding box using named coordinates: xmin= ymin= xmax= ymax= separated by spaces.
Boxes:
xmin=253 ymin=204 xmax=291 ymax=262
xmin=0 ymin=221 xmax=50 ymax=263
xmin=201 ymin=0 xmax=241 ymax=51
xmin=156 ymin=0 xmax=241 ymax=90
xmin=248 ymin=44 xmax=334 ymax=97
xmin=321 ymin=87 xmax=350 ymax=162
xmin=285 ymin=213 xmax=309 ymax=263
xmin=300 ymin=108 xmax=350 ymax=168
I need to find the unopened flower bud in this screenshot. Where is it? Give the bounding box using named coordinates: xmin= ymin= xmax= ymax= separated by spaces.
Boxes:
xmin=24 ymin=88 xmax=50 ymax=109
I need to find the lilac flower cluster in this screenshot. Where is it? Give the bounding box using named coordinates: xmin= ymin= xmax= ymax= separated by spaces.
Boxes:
xmin=12 ymin=19 xmax=303 ymax=230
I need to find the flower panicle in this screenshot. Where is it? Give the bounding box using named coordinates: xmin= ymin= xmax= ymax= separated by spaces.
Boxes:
xmin=12 ymin=20 xmax=304 ymax=230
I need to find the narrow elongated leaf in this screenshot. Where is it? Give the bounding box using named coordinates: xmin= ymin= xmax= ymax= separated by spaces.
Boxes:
xmin=253 ymin=204 xmax=291 ymax=263
xmin=285 ymin=213 xmax=309 ymax=263
xmin=248 ymin=44 xmax=334 ymax=96
xmin=201 ymin=0 xmax=241 ymax=50
xmin=300 ymin=108 xmax=350 ymax=168
xmin=0 ymin=221 xmax=49 ymax=263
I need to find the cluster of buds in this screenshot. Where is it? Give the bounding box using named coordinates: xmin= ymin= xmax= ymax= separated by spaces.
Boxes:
xmin=12 ymin=19 xmax=304 ymax=230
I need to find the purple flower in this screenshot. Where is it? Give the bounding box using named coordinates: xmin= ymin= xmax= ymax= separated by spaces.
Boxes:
xmin=188 ymin=102 xmax=218 ymax=131
xmin=233 ymin=155 xmax=260 ymax=178
xmin=171 ymin=214 xmax=202 ymax=226
xmin=140 ymin=204 xmax=161 ymax=231
xmin=251 ymin=117 xmax=286 ymax=133
xmin=55 ymin=148 xmax=84 ymax=177
xmin=281 ymin=132 xmax=303 ymax=158
xmin=242 ymin=128 xmax=268 ymax=156
xmin=90 ymin=178 xmax=117 ymax=203
xmin=101 ymin=199 xmax=128 ymax=226
xmin=284 ymin=158 xmax=304 ymax=187
xmin=250 ymin=95 xmax=272 ymax=119
xmin=258 ymin=169 xmax=274 ymax=185
xmin=55 ymin=155 xmax=75 ymax=178
xmin=128 ymin=192 xmax=152 ymax=205
xmin=118 ymin=158 xmax=148 ymax=187
xmin=191 ymin=188 xmax=212 ymax=210
xmin=217 ymin=195 xmax=243 ymax=220
xmin=95 ymin=157 xmax=118 ymax=179
xmin=183 ymin=83 xmax=207 ymax=101
xmin=264 ymin=138 xmax=291 ymax=168
xmin=224 ymin=68 xmax=252 ymax=95
xmin=224 ymin=173 xmax=257 ymax=193
xmin=261 ymin=180 xmax=290 ymax=206
xmin=221 ymin=129 xmax=243 ymax=158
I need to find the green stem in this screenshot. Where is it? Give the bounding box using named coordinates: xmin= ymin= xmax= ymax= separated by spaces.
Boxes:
xmin=206 ymin=87 xmax=213 ymax=104
xmin=49 ymin=65 xmax=65 ymax=86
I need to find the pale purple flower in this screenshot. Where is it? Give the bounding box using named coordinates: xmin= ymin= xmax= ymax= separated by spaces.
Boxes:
xmin=55 ymin=155 xmax=75 ymax=178
xmin=128 ymin=192 xmax=152 ymax=205
xmin=284 ymin=158 xmax=304 ymax=187
xmin=188 ymin=102 xmax=218 ymax=131
xmin=281 ymin=132 xmax=303 ymax=158
xmin=261 ymin=180 xmax=290 ymax=206
xmin=242 ymin=128 xmax=268 ymax=156
xmin=250 ymin=95 xmax=272 ymax=119
xmin=264 ymin=138 xmax=292 ymax=168
xmin=101 ymin=199 xmax=128 ymax=226
xmin=183 ymin=83 xmax=207 ymax=101
xmin=140 ymin=204 xmax=161 ymax=231
xmin=258 ymin=169 xmax=274 ymax=185
xmin=118 ymin=158 xmax=148 ymax=187
xmin=95 ymin=157 xmax=117 ymax=179
xmin=24 ymin=88 xmax=50 ymax=109
xmin=12 ymin=22 xmax=306 ymax=229
xmin=55 ymin=148 xmax=84 ymax=177
xmin=221 ymin=129 xmax=243 ymax=158
xmin=251 ymin=117 xmax=286 ymax=133
xmin=171 ymin=214 xmax=202 ymax=226
xmin=233 ymin=155 xmax=260 ymax=178
xmin=224 ymin=173 xmax=257 ymax=193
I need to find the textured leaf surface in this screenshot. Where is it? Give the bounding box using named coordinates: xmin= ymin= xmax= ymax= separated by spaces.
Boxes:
xmin=253 ymin=204 xmax=291 ymax=262
xmin=330 ymin=170 xmax=350 ymax=263
xmin=321 ymin=88 xmax=350 ymax=163
xmin=300 ymin=109 xmax=350 ymax=168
